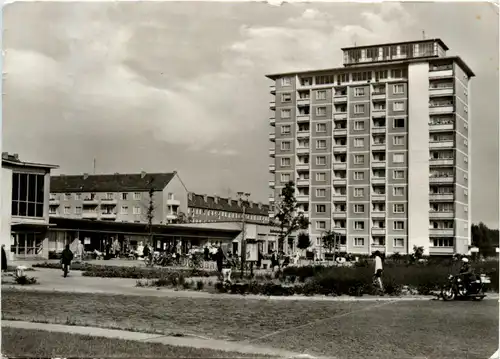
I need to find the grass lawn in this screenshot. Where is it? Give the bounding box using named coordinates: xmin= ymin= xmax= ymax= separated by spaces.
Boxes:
xmin=2 ymin=327 xmax=272 ymax=358
xmin=3 ymin=289 xmax=498 ymax=358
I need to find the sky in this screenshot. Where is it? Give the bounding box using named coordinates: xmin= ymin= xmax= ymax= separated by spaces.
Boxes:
xmin=2 ymin=1 xmax=499 ymax=228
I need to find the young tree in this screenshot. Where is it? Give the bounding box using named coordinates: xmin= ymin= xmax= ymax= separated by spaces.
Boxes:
xmin=321 ymin=230 xmax=336 ymax=254
xmin=145 ymin=188 xmax=155 ymax=248
xmin=272 ymin=181 xmax=310 ymax=254
xmin=297 ymin=232 xmax=311 ymax=252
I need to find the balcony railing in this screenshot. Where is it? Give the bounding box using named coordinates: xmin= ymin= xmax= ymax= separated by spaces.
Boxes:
xmin=333 ymin=147 xmax=347 ymax=153
xmin=429 ymin=228 xmax=454 ymax=237
xmin=270 ymin=101 xmax=276 ymax=109
xmin=269 ymin=180 xmax=275 ymax=188
xmin=269 ymin=132 xmax=276 ymax=141
xmin=333 ymin=128 xmax=347 ymax=136
xmin=297 ymin=98 xmax=310 ymax=106
xmin=371 ymin=228 xmax=386 ymax=235
xmin=429 ymin=158 xmax=454 ymax=166
xmin=269 ymin=164 xmax=276 ymax=172
xmin=372 ymin=177 xmax=386 ymax=184
xmin=270 ymin=117 xmax=276 ymax=126
xmin=270 ymin=85 xmax=276 ymax=94
xmin=333 ymin=96 xmax=347 ymax=103
xmin=429 ymin=193 xmax=454 ymax=201
xmin=429 ymin=211 xmax=454 ymax=219
xmin=297 ymin=147 xmax=309 ymax=154
xmin=429 ymin=175 xmax=454 ymax=184
xmin=82 ymin=212 xmax=98 ymax=219
xmin=371 ymin=193 xmax=386 ymax=201
xmin=333 ymin=162 xmax=347 ymax=170
xmin=429 ymin=69 xmax=453 ymax=79
xmin=269 ymin=148 xmax=276 ymax=157
xmin=296 ymin=163 xmax=310 ymax=171
xmin=429 ymin=87 xmax=454 ymax=97
xmin=296 ymin=178 xmax=310 ymax=186
xmin=429 ymin=105 xmax=454 ymax=115
xmin=334 ymin=113 xmax=347 ymax=120
xmin=372 ymin=126 xmax=386 ymax=133
xmin=297 ymin=131 xmax=310 ymax=139
xmin=429 ymin=141 xmax=454 ymax=149
xmin=101 ymin=213 xmax=117 ymax=219
xmin=333 ymin=195 xmax=347 ymax=202
xmin=297 ymin=114 xmax=310 ymax=122
xmin=332 ymin=212 xmax=347 ymax=219
xmin=430 ymin=122 xmax=454 ymax=131
xmin=333 ymin=178 xmax=347 ymax=185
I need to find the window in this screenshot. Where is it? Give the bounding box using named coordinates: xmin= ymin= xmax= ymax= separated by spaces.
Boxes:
xmin=281 ymin=141 xmax=291 ymax=151
xmin=281 ymin=77 xmax=291 ymax=86
xmin=105 ymin=192 xmax=114 ymax=200
xmin=316 ymin=90 xmax=327 ymax=100
xmin=65 ymin=193 xmax=72 ymax=201
xmin=354 ymin=221 xmax=365 ymax=230
xmin=354 ymin=155 xmax=365 ymax=164
xmin=393 ymin=221 xmax=405 ymax=230
xmin=316 ymin=107 xmax=327 ymax=116
xmin=281 ymin=93 xmax=292 ymax=102
xmin=393 ymin=186 xmax=404 ymax=196
xmin=354 ymin=87 xmax=365 ymax=97
xmin=354 ymin=121 xmax=365 ymax=131
xmin=354 ymin=204 xmax=365 ymax=213
xmin=280 ymin=158 xmax=291 ymax=167
xmin=281 ymin=109 xmax=291 ymax=118
xmin=393 ymin=84 xmax=404 ymax=94
xmin=354 ymin=188 xmax=365 ymax=197
xmin=316 ymin=204 xmax=326 ymax=213
xmin=316 ymin=173 xmax=326 ymax=182
xmin=316 ymin=123 xmax=327 ymax=133
xmin=281 ymin=125 xmax=291 ymax=134
xmin=281 ymin=173 xmax=291 ymax=183
xmin=393 ymin=170 xmax=405 ymax=179
xmin=354 ymin=237 xmax=365 ymax=246
xmin=75 ymin=193 xmax=81 ymax=200
xmin=11 ymin=173 xmax=45 ymax=218
xmin=121 ymin=206 xmax=129 ymax=214
xmin=354 ymin=171 xmax=365 ymax=180
xmin=393 ymin=118 xmax=405 ymax=128
xmin=393 ymin=153 xmax=405 ymax=163
xmin=316 ymin=188 xmax=326 ymax=197
xmin=316 ymin=140 xmax=327 ymax=149
xmin=354 ymin=104 xmax=365 ymax=114
xmin=122 ymin=193 xmax=129 ymax=200
xmin=75 ymin=206 xmax=82 ymax=214
xmin=393 ymin=136 xmax=404 ymax=146
xmin=354 ymin=138 xmax=365 ymax=148
xmin=316 ymin=221 xmax=326 ymax=230
xmin=133 ymin=206 xmax=141 ymax=215
xmin=393 ymin=101 xmax=404 ymax=111
xmin=315 ymin=75 xmax=334 ymax=85
xmin=316 ymin=156 xmax=326 ymax=165
xmin=64 ymin=206 xmax=71 ymax=215
xmin=393 ymin=204 xmax=405 ymax=213
xmin=393 ymin=238 xmax=405 ymax=247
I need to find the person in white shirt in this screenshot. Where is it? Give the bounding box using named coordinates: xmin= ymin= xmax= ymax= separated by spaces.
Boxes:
xmin=373 ymin=251 xmax=384 ymax=292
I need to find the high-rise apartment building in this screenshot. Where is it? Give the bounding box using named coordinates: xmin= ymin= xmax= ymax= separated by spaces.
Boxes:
xmin=266 ymin=39 xmax=473 ymax=256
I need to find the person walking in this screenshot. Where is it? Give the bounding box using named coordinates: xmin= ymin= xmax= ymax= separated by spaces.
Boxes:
xmin=373 ymin=251 xmax=384 ymax=293
xmin=216 ymin=247 xmax=224 ymax=274
xmin=61 ymin=244 xmax=74 ymax=278
xmin=1 ymin=245 xmax=8 ymax=273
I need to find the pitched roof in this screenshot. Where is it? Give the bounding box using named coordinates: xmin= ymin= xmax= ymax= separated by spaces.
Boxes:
xmin=50 ymin=173 xmax=176 ymax=193
xmin=188 ymin=193 xmax=270 ymax=216
xmin=2 ymin=152 xmax=58 ymax=169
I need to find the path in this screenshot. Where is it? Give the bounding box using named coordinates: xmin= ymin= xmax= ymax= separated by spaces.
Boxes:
xmin=2 ymin=320 xmax=318 ymax=358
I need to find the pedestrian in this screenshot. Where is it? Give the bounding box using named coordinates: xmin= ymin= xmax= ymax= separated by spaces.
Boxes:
xmin=257 ymin=249 xmax=263 ymax=269
xmin=216 ymin=247 xmax=224 ymax=273
xmin=271 ymin=250 xmax=278 ymax=272
xmin=373 ymin=251 xmax=384 ymax=293
xmin=1 ymin=245 xmax=8 ymax=272
xmin=61 ymin=244 xmax=74 ymax=277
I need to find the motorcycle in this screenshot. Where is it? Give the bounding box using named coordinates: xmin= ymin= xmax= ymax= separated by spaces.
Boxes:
xmin=441 ymin=273 xmax=490 ymax=301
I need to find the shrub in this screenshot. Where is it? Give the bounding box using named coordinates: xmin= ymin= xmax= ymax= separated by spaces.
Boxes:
xmin=14 ymin=274 xmax=37 ymax=285
xmin=81 ymin=265 xmax=217 ymax=279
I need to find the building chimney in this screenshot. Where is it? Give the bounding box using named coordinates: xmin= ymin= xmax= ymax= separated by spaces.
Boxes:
xmin=141 ymin=171 xmax=147 ymax=179
xmin=214 ymin=194 xmax=219 ymax=204
xmin=1 ymin=152 xmax=8 ymax=159
xmin=83 ymin=173 xmax=89 ymax=180
xmin=203 ymin=194 xmax=208 ymax=202
xmin=13 ymin=153 xmax=19 ymax=160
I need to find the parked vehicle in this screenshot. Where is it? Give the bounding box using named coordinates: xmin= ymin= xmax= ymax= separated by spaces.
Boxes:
xmin=441 ymin=273 xmax=490 ymax=301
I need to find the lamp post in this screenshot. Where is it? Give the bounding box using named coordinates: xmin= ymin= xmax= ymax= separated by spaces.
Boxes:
xmin=237 ymin=192 xmax=250 ymax=277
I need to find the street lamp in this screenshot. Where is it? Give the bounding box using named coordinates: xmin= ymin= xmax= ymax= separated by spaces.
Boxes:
xmin=237 ymin=192 xmax=251 ymax=276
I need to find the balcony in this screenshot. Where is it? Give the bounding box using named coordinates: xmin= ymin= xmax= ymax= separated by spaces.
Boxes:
xmin=269 ymin=164 xmax=276 ymax=173
xmin=372 ymin=110 xmax=386 ymax=118
xmin=49 ymin=199 xmax=60 ymax=206
xmin=269 ymin=180 xmax=275 ymax=188
xmin=332 ymin=212 xmax=347 ymax=219
xmin=297 ymin=147 xmax=309 ymax=154
xmin=430 ymin=123 xmax=454 ymax=131
xmin=372 ymin=177 xmax=386 ymax=185
xmin=429 ymin=105 xmax=454 ymax=115
xmin=334 ymin=113 xmax=347 ymax=120
xmin=297 ymin=131 xmax=310 ymax=139
xmin=371 ymin=161 xmax=386 ymax=168
xmin=166 ymin=199 xmax=181 ymax=206
xmin=296 ymin=194 xmax=309 ymax=202
xmin=430 ymin=193 xmax=454 ymax=201
xmin=269 ymin=148 xmax=276 ymax=157
xmin=270 ymin=85 xmax=276 ymax=94
xmin=429 ymin=87 xmax=454 ymax=97
xmin=371 ymin=193 xmax=386 ymax=202
xmin=429 ymin=211 xmax=454 ymax=219
xmin=429 ymin=176 xmax=454 ymax=184
xmin=333 ymin=162 xmax=347 ymax=170
xmin=371 ymin=211 xmax=386 ymax=219
xmin=333 ymin=146 xmax=347 ymax=154
xmin=101 ymin=213 xmax=117 ymax=220
xmin=372 ymin=127 xmax=386 ymax=134
xmin=101 ymin=198 xmax=117 ymax=205
xmin=297 ymin=115 xmax=310 ymax=123
xmin=296 ymin=178 xmax=310 ymax=186
xmin=371 ymin=244 xmax=386 ymax=252
xmin=333 ymin=128 xmax=347 ymax=136
xmin=333 ymin=228 xmax=346 ymax=235
xmin=429 ymin=246 xmax=454 ymax=255
xmin=83 ymin=198 xmax=99 ymax=205
xmin=333 ymin=96 xmax=347 ymax=103
xmin=270 ymin=117 xmax=276 ymax=126
xmin=296 ymin=163 xmax=310 ymax=171
xmin=371 ymin=228 xmax=386 ymax=235
xmin=429 ymin=228 xmax=454 ymax=237
xmin=82 ymin=212 xmax=98 ymax=219
xmin=371 ymin=143 xmax=386 ymax=151
xmin=297 ymin=99 xmax=310 ymax=106
xmin=333 ymin=178 xmax=347 ymax=185
xmin=372 ymin=91 xmax=386 ymax=100
xmin=430 ymin=159 xmax=454 ymax=167
xmin=270 ymin=101 xmax=276 ymax=110
xmin=429 ymin=69 xmax=453 ymax=79
xmin=333 ymin=195 xmax=347 ymax=202
xmin=269 ymin=195 xmax=275 ymax=203
xmin=429 ymin=141 xmax=454 ymax=149
xmin=269 ymin=132 xmax=276 ymax=141
xmin=166 ymin=213 xmax=178 ymax=221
